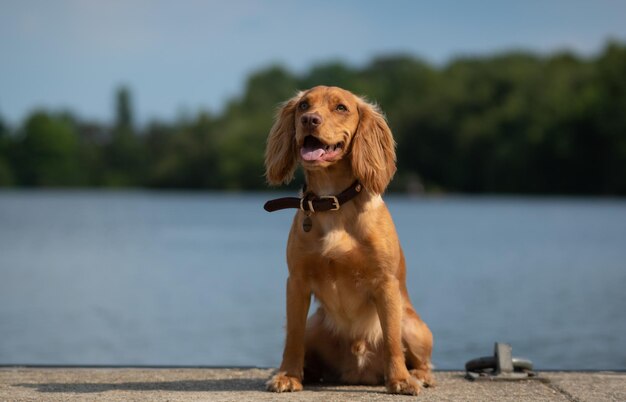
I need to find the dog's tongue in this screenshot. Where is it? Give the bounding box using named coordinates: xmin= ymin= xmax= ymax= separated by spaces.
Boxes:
xmin=301 ymin=137 xmax=326 ymax=161
xmin=301 ymin=148 xmax=325 ymax=161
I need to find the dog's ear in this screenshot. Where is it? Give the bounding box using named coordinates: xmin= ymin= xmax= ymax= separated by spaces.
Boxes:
xmin=350 ymin=99 xmax=397 ymax=194
xmin=265 ymin=92 xmax=302 ymax=186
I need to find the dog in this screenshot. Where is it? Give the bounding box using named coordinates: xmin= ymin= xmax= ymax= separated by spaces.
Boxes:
xmin=263 ymin=86 xmax=434 ymax=395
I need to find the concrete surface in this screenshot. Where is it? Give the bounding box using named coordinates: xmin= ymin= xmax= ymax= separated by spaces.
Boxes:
xmin=0 ymin=367 xmax=624 ymax=401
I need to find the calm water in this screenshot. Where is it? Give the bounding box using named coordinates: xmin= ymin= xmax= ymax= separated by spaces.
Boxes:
xmin=0 ymin=191 xmax=625 ymax=370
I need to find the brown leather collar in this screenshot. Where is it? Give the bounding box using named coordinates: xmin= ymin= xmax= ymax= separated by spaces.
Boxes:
xmin=264 ymin=181 xmax=362 ymax=213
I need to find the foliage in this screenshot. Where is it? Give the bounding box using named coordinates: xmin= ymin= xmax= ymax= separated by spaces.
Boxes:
xmin=10 ymin=111 xmax=84 ymax=186
xmin=1 ymin=41 xmax=625 ymax=194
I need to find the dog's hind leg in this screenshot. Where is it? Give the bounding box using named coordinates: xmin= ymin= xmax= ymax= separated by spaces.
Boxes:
xmin=302 ymin=308 xmax=341 ymax=384
xmin=402 ymin=309 xmax=436 ymax=387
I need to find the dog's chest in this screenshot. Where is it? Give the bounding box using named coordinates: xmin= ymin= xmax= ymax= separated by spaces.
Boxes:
xmin=319 ymin=227 xmax=357 ymax=259
xmin=303 ymin=212 xmax=360 ymax=257
xmin=307 ymin=252 xmax=380 ymax=340
xmin=309 ymin=259 xmax=374 ymax=330
xmin=305 ymin=224 xmax=374 ymax=318
xmin=293 ymin=210 xmax=385 ymax=339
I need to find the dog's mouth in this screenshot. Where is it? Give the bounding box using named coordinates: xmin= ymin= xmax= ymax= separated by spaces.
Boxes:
xmin=300 ymin=136 xmax=344 ymax=163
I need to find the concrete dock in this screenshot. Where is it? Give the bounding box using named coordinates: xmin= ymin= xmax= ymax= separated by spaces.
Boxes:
xmin=1 ymin=367 xmax=624 ymax=401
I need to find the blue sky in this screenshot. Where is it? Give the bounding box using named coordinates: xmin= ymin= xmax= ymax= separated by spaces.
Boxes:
xmin=1 ymin=0 xmax=626 ymax=126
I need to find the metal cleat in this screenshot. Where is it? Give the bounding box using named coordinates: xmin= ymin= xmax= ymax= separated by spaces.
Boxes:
xmin=465 ymin=342 xmax=536 ymax=381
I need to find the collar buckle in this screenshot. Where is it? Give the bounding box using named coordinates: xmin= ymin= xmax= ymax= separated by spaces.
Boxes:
xmin=320 ymin=195 xmax=340 ymax=211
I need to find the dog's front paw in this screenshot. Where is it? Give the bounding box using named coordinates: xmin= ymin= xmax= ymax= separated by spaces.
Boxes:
xmin=410 ymin=368 xmax=436 ymax=388
xmin=266 ymin=372 xmax=303 ymax=393
xmin=387 ymin=375 xmax=422 ymax=395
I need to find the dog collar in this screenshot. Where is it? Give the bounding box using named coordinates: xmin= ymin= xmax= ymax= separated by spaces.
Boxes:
xmin=264 ymin=181 xmax=362 ymax=213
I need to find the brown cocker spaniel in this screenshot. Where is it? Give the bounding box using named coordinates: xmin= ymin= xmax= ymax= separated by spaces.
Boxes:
xmin=264 ymin=86 xmax=434 ymax=395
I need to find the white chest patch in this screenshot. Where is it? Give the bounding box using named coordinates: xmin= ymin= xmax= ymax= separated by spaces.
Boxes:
xmin=321 ymin=229 xmax=356 ymax=258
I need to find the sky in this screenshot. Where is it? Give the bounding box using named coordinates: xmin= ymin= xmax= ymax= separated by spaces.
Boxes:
xmin=1 ymin=0 xmax=626 ymax=126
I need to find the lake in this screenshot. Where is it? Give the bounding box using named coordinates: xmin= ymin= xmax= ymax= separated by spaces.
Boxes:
xmin=0 ymin=191 xmax=625 ymax=370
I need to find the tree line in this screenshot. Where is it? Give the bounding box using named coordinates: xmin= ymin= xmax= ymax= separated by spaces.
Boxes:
xmin=1 ymin=41 xmax=625 ymax=194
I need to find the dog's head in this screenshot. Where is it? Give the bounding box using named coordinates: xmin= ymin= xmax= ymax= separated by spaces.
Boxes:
xmin=265 ymin=86 xmax=396 ymax=194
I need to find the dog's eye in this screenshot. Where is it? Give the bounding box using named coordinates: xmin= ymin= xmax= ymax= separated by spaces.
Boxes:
xmin=336 ymin=104 xmax=348 ymax=112
xmin=299 ymin=101 xmax=309 ymax=111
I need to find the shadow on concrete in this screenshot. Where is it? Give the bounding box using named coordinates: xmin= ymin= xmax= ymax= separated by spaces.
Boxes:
xmin=15 ymin=378 xmax=266 ymax=393
xmin=15 ymin=379 xmax=386 ymax=395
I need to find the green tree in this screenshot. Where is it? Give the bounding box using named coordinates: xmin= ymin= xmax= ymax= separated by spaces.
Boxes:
xmin=115 ymin=86 xmax=134 ymax=132
xmin=594 ymin=41 xmax=626 ymax=193
xmin=0 ymin=115 xmax=15 ymax=185
xmin=146 ymin=112 xmax=220 ymax=188
xmin=15 ymin=111 xmax=82 ymax=186
xmin=104 ymin=86 xmax=145 ymax=186
xmin=216 ymin=66 xmax=298 ymax=189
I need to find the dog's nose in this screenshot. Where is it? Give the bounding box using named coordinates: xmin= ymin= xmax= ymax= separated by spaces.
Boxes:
xmin=301 ymin=113 xmax=323 ymax=128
